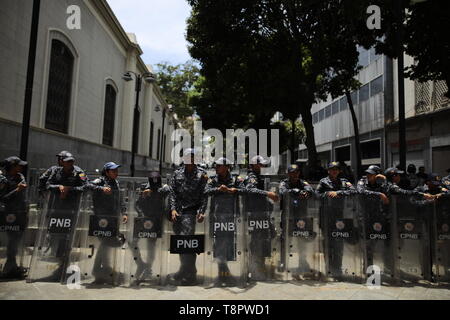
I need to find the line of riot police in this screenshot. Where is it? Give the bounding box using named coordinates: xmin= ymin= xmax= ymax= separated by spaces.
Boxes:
xmin=1 ymin=151 xmax=450 ymax=288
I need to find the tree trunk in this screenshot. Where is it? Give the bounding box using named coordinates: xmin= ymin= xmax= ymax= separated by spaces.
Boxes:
xmin=345 ymin=90 xmax=362 ymax=180
xmin=290 ymin=118 xmax=296 ymax=163
xmin=299 ymin=106 xmax=318 ymax=179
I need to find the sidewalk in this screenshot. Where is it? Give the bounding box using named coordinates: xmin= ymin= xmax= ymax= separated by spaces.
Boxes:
xmin=1 ymin=280 xmax=449 ymax=300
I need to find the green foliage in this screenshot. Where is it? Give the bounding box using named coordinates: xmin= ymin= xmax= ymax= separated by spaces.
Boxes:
xmin=154 ymin=60 xmax=200 ymax=119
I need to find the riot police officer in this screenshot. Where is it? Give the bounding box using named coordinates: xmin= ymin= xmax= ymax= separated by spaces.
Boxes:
xmin=0 ymin=156 xmax=28 ymax=279
xmin=413 ymin=173 xmax=449 ymax=202
xmin=205 ymin=157 xmax=244 ymax=286
xmin=316 ymin=162 xmax=357 ymax=278
xmin=407 ymin=164 xmax=420 ymax=190
xmin=441 ymin=169 xmax=450 ymax=188
xmin=384 ymin=167 xmax=433 ymax=199
xmin=279 ymin=164 xmax=314 ymax=198
xmin=316 ymin=162 xmax=357 ymax=198
xmin=87 ymin=162 xmax=127 ymax=284
xmin=357 ymin=165 xmax=389 ymax=205
xmin=243 ymin=155 xmax=279 ymax=281
xmin=168 ymin=148 xmax=208 ymax=285
xmin=279 ymin=164 xmax=315 ymax=279
xmin=38 ymin=151 xmax=81 ymax=193
xmin=40 ymin=153 xmax=87 ymax=281
xmin=132 ymin=171 xmax=170 ymax=283
xmin=357 ymin=165 xmax=393 ymax=276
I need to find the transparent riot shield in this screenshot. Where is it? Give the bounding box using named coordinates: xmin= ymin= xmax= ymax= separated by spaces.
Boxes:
xmin=124 ymin=189 xmax=167 ymax=287
xmin=431 ymin=196 xmax=450 ymax=284
xmin=391 ymin=195 xmax=432 ymax=283
xmin=27 ymin=191 xmax=82 ymax=283
xmin=284 ymin=193 xmax=323 ymax=281
xmin=0 ymin=188 xmax=30 ymax=280
xmin=242 ymin=179 xmax=282 ymax=282
xmin=66 ymin=189 xmax=130 ymax=286
xmin=322 ymin=195 xmax=364 ymax=282
xmin=161 ymin=209 xmax=206 ymax=286
xmin=359 ymin=195 xmax=395 ymax=284
xmin=204 ymin=193 xmax=247 ymax=288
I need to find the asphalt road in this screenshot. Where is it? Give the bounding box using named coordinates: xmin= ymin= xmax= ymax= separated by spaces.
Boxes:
xmin=1 ymin=279 xmax=449 ymax=300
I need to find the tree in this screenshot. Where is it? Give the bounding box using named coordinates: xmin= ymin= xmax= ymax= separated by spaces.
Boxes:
xmin=354 ymin=0 xmax=450 ymax=96
xmin=154 ymin=60 xmax=200 ymax=120
xmin=186 ymin=0 xmax=340 ymax=172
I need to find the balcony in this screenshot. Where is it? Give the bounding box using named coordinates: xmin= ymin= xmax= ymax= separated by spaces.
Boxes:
xmin=415 ymin=80 xmax=450 ymax=115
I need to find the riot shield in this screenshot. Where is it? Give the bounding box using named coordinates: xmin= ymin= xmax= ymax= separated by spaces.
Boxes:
xmin=242 ymin=179 xmax=282 ymax=282
xmin=65 ymin=189 xmax=130 ymax=286
xmin=431 ymin=196 xmax=450 ymax=284
xmin=359 ymin=195 xmax=395 ymax=284
xmin=204 ymin=193 xmax=246 ymax=288
xmin=322 ymin=195 xmax=364 ymax=282
xmin=283 ymin=193 xmax=323 ymax=281
xmin=161 ymin=209 xmax=207 ymax=286
xmin=124 ymin=189 xmax=167 ymax=287
xmin=391 ymin=195 xmax=432 ymax=283
xmin=27 ymin=190 xmax=82 ymax=283
xmin=0 ymin=187 xmax=30 ymax=280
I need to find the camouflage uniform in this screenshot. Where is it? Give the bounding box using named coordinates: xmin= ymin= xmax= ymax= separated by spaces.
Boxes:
xmin=169 ymin=165 xmax=208 ymax=281
xmin=357 ymin=177 xmax=392 ymax=273
xmin=279 ymin=177 xmax=315 ymax=275
xmin=317 ymin=176 xmax=357 ymax=276
xmin=44 ymin=165 xmax=87 ymax=279
xmin=441 ymin=175 xmax=450 ymax=189
xmin=205 ymin=173 xmax=245 ymax=276
xmin=410 ymin=184 xmax=449 ymax=281
xmin=242 ymin=169 xmax=274 ymax=279
xmin=0 ymin=172 xmax=27 ymax=277
xmin=87 ymin=176 xmax=127 ymax=281
xmin=38 ymin=165 xmax=82 ymax=193
xmin=132 ymin=182 xmax=170 ymax=280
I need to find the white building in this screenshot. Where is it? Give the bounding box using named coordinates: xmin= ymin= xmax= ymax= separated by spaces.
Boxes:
xmin=298 ymin=47 xmax=450 ymax=176
xmin=0 ymin=0 xmax=179 ymax=175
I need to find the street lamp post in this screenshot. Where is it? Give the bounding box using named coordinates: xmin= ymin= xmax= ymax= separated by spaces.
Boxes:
xmin=123 ymin=71 xmax=156 ymax=176
xmin=19 ymin=0 xmax=41 ymax=174
xmin=154 ymin=104 xmax=173 ymax=174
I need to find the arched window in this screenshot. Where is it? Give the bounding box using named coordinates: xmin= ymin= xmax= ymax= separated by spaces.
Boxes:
xmin=149 ymin=121 xmax=154 ymax=158
xmin=157 ymin=129 xmax=161 ymax=160
xmin=45 ymin=39 xmax=74 ymax=133
xmin=102 ymin=84 xmax=116 ymax=146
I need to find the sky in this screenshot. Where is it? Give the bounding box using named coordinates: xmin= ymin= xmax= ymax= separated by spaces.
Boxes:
xmin=106 ymin=0 xmax=193 ymax=67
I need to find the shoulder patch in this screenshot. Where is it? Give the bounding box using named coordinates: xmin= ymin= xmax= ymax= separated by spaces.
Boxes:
xmin=93 ymin=178 xmax=102 ymax=184
xmin=303 ymin=181 xmax=309 ymax=185
xmin=346 ymin=182 xmax=353 ymax=187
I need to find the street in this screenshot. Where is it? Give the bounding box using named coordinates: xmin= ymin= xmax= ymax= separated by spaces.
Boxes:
xmin=1 ymin=279 xmax=449 ymax=300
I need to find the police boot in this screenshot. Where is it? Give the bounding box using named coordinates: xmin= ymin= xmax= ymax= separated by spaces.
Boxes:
xmin=180 ymin=273 xmax=197 ymax=286
xmin=0 ymin=266 xmax=27 ymax=280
